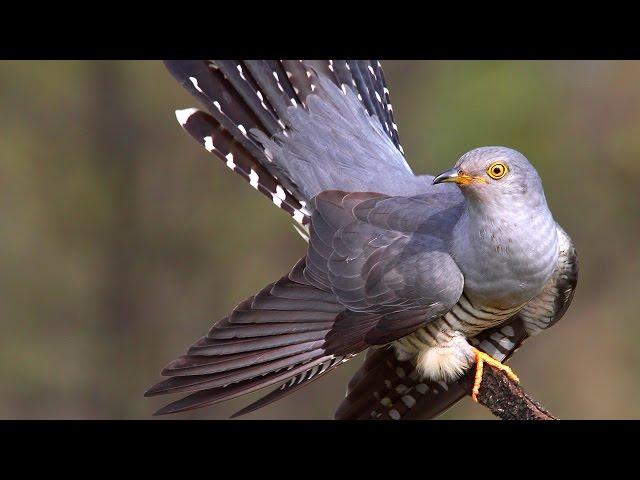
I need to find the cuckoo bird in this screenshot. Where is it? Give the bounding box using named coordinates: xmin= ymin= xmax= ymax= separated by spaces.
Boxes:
xmin=146 ymin=60 xmax=578 ymax=419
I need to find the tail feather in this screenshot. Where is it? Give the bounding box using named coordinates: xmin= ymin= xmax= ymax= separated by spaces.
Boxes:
xmin=167 ymin=60 xmax=310 ymax=216
xmin=212 ymin=60 xmax=282 ymax=135
xmin=280 ymin=60 xmax=316 ymax=107
xmin=207 ymin=60 xmax=310 ymax=202
xmin=334 ymin=347 xmax=408 ymax=420
xmin=331 ymin=60 xmax=356 ymax=92
xmin=370 ymin=61 xmax=402 ymax=152
xmin=348 ymin=61 xmax=378 ymax=125
xmin=243 ymin=60 xmax=300 ymax=124
xmin=334 ymin=317 xmax=530 ymax=420
xmin=165 ymin=60 xmax=266 ymax=160
xmin=175 ymin=106 xmax=310 ymax=226
xmin=165 ymin=60 xmax=409 ymax=226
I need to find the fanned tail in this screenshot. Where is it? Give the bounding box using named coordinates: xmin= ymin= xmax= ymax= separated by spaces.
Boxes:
xmin=165 ymin=60 xmax=408 ymax=228
xmin=175 ymin=107 xmax=310 ymax=225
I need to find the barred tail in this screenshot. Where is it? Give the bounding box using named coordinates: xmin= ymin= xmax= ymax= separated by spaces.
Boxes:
xmin=165 ymin=60 xmax=407 ymax=229
xmin=335 ymin=318 xmax=530 ymax=420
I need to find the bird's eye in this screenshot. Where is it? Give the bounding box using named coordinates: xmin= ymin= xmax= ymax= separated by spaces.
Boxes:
xmin=487 ymin=161 xmax=508 ymax=180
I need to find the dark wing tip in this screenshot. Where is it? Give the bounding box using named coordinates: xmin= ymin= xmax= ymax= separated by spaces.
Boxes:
xmin=144 ymin=385 xmax=161 ymax=398
xmin=144 ymin=379 xmax=174 ymax=397
xmin=229 ymin=409 xmax=246 ymax=419
xmin=152 ymin=402 xmax=186 ymax=416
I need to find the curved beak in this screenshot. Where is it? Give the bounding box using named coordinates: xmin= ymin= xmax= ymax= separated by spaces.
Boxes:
xmin=432 ymin=168 xmax=485 ymax=186
xmin=432 ymin=168 xmax=463 ymax=185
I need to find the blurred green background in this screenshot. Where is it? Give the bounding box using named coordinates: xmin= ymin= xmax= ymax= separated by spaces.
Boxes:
xmin=1 ymin=60 xmax=639 ymax=419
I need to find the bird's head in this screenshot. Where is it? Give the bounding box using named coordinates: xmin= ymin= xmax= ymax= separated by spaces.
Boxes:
xmin=432 ymin=146 xmax=544 ymax=207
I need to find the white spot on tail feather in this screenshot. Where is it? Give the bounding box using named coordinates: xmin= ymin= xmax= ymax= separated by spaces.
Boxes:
xmin=293 ymin=209 xmax=305 ymax=224
xmin=249 ymin=169 xmax=259 ymax=189
xmin=236 ymin=64 xmax=246 ymax=80
xmin=189 ymin=77 xmax=203 ymax=93
xmin=415 ymin=383 xmax=429 ymax=394
xmin=401 ymin=395 xmax=416 ymax=408
xmin=175 ymin=108 xmax=198 ymax=126
xmin=225 ymin=153 xmax=236 ymax=170
xmin=395 ymin=384 xmax=408 ymax=394
xmin=388 ymin=409 xmax=401 ymax=420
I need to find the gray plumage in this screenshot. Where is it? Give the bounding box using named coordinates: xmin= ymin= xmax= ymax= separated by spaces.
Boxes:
xmin=148 ymin=60 xmax=578 ymax=417
xmin=251 ymin=73 xmax=419 ymax=201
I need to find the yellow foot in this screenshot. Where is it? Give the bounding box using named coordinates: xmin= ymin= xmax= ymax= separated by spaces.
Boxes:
xmin=471 ymin=347 xmax=520 ymax=402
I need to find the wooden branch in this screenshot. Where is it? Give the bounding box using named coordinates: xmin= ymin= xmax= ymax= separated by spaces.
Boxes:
xmin=461 ymin=365 xmax=557 ymax=420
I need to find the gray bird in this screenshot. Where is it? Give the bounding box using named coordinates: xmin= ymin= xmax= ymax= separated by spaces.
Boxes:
xmin=146 ymin=60 xmax=578 ymax=419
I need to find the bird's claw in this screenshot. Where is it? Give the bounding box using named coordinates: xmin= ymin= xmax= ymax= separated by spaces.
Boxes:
xmin=471 ymin=347 xmax=520 ymax=402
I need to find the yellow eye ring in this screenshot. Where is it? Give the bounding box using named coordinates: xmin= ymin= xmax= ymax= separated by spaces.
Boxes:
xmin=487 ymin=161 xmax=508 ymax=180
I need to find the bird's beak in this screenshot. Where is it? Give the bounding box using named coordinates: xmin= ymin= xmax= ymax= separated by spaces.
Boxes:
xmin=432 ymin=168 xmax=485 ymax=186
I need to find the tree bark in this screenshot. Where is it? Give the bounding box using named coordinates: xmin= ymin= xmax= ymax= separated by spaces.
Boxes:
xmin=462 ymin=365 xmax=557 ymax=420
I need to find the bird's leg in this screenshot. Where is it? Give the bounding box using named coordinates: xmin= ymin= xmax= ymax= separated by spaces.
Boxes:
xmin=471 ymin=347 xmax=520 ymax=402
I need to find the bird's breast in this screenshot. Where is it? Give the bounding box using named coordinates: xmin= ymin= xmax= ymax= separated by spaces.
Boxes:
xmin=453 ymin=209 xmax=559 ymax=310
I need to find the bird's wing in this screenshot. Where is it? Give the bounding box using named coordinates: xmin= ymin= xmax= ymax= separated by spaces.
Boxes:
xmin=335 ymin=223 xmax=578 ymax=420
xmin=146 ymin=191 xmax=467 ymax=416
xmin=146 ymin=258 xmax=345 ymax=415
xmin=145 ymin=244 xmax=459 ymax=416
xmin=224 ymin=191 xmax=465 ymax=418
xmin=306 ymin=190 xmax=463 ymax=320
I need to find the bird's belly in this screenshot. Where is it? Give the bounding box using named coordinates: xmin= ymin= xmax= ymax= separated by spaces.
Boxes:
xmin=393 ymin=293 xmax=521 ymax=381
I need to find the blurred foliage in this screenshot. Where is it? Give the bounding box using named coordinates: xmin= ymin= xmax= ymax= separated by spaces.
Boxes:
xmin=1 ymin=60 xmax=639 ymax=419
